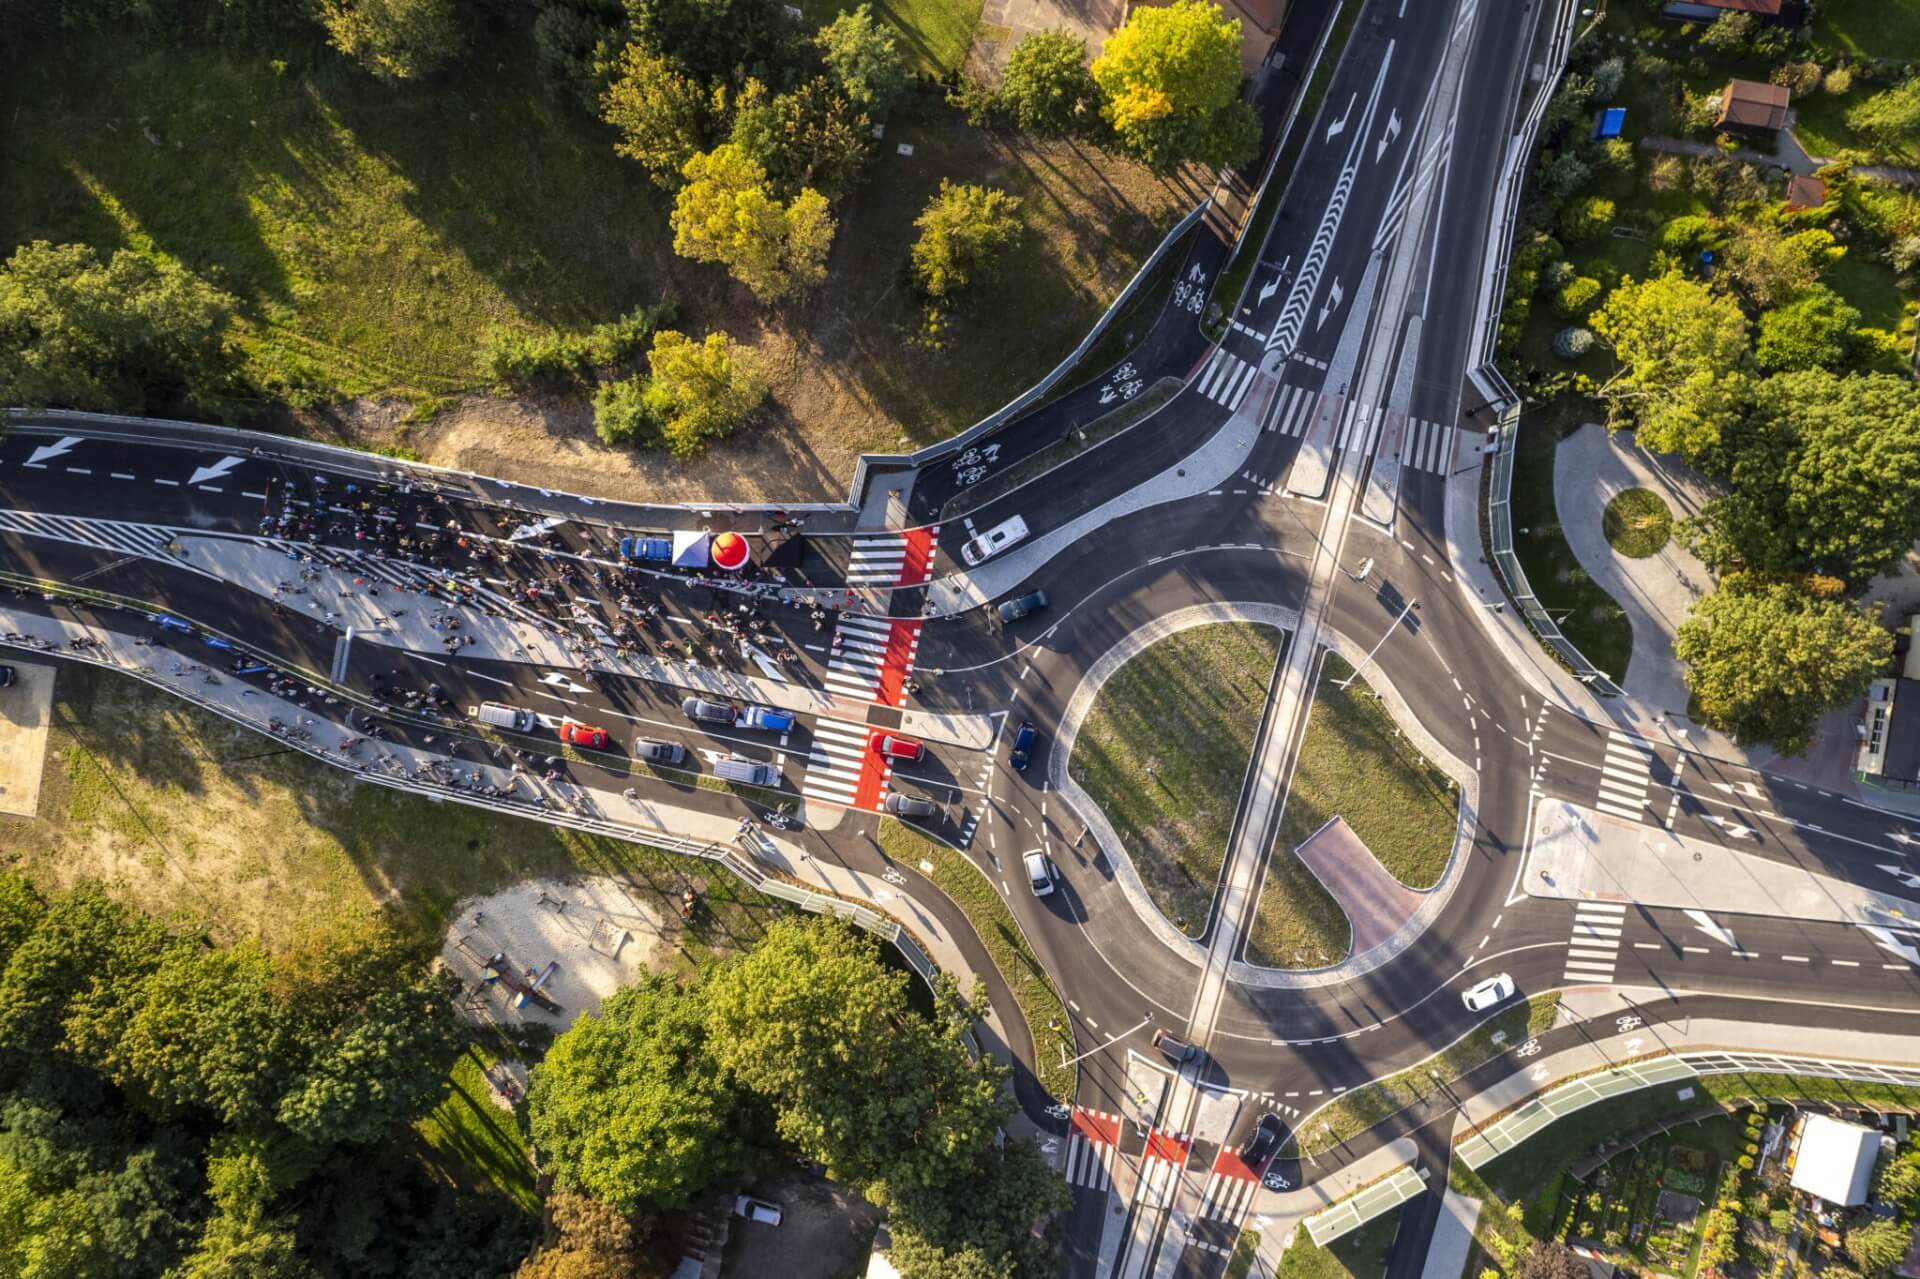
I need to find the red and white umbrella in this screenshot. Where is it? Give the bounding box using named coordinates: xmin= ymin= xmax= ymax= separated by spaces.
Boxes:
xmin=711 ymin=531 xmax=750 ymax=572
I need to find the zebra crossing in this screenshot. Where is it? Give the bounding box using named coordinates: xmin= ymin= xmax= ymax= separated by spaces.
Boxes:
xmin=1061 ymin=1109 xmax=1121 ymax=1191
xmin=1564 ymin=901 xmax=1627 ymax=983
xmin=1268 ymin=385 xmax=1316 ymax=436
xmin=1333 ymin=404 xmax=1382 ymax=453
xmin=844 ymin=527 xmax=938 ymax=587
xmin=1195 ymin=348 xmax=1259 ymax=412
xmin=1397 ymin=418 xmax=1455 ymax=474
xmin=799 ymin=717 xmax=886 ymax=808
xmin=1595 ymin=731 xmax=1656 ymax=821
xmin=1196 ymin=1166 xmax=1261 ymax=1223
xmin=0 ymin=508 xmax=184 ymax=563
xmin=823 ymin=614 xmax=897 ymax=700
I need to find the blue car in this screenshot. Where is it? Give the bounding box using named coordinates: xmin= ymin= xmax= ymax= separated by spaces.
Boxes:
xmin=738 ymin=705 xmax=797 ymax=732
xmin=1009 ymin=720 xmax=1037 ymax=772
xmin=147 ymin=613 xmax=194 ymax=634
xmin=204 ymin=636 xmax=236 ymax=651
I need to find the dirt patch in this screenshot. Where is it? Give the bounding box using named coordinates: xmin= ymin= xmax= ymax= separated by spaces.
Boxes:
xmin=721 ymin=1170 xmax=882 ymax=1279
xmin=441 ymin=876 xmax=672 ymax=1030
xmin=0 ymin=661 xmax=54 ymax=818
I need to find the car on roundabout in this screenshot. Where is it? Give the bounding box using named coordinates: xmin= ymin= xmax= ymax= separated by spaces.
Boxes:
xmin=997 ymin=589 xmax=1049 ymax=624
xmin=1462 ymin=972 xmax=1516 ymax=1013
xmin=558 ymin=719 xmax=608 ymax=749
xmin=1241 ymin=1113 xmax=1285 ymax=1171
xmin=1009 ymin=720 xmax=1037 ymax=771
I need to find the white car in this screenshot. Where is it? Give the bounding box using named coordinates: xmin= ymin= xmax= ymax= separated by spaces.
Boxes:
xmin=1462 ymin=973 xmax=1516 ymax=1013
xmin=734 ymin=1196 xmax=783 ymax=1226
xmin=1024 ymin=851 xmax=1055 ymax=897
xmin=960 ymin=515 xmax=1029 ymax=566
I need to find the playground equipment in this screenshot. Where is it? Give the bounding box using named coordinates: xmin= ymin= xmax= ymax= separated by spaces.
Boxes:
xmin=481 ymin=950 xmax=563 ymax=1015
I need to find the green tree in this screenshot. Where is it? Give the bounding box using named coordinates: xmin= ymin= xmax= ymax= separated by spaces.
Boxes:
xmin=0 ymin=882 xmax=171 ymax=1062
xmin=1874 ymin=1149 xmax=1920 ymax=1208
xmin=1725 ymin=223 xmax=1844 ymax=308
xmin=515 ymin=1191 xmax=665 ymax=1279
xmin=1557 ymin=195 xmax=1615 ymax=245
xmin=0 ymin=241 xmax=236 ymax=414
xmin=885 ymin=1231 xmax=1017 ymax=1279
xmin=592 ymin=375 xmax=656 ymax=446
xmin=173 ymin=1208 xmax=314 ymax=1279
xmin=888 ymin=1137 xmax=1068 ymax=1275
xmin=527 ymin=975 xmax=744 ymax=1212
xmin=731 ymin=77 xmax=873 ymax=200
xmin=641 ymin=329 xmax=769 ymax=456
xmin=533 ymin=1 xmax=627 ymax=109
xmin=670 ymin=143 xmax=835 ymax=301
xmin=0 ymin=876 xmax=47 ymax=971
xmin=1847 ymin=1217 xmax=1909 ymax=1278
xmin=1589 ymin=272 xmax=1750 ymax=460
xmin=911 ymin=181 xmax=1024 ymax=303
xmin=1551 ymin=276 xmax=1600 ymax=318
xmin=0 ymin=1154 xmax=100 ymax=1279
xmin=624 ymin=0 xmax=789 ymax=84
xmin=316 ymin=0 xmax=460 ymax=81
xmin=816 ymin=4 xmax=912 ymax=118
xmin=1846 ymin=77 xmax=1920 ymax=143
xmin=1675 ymin=579 xmax=1891 ymax=752
xmin=1697 ymin=10 xmax=1753 ymax=52
xmin=1754 ymin=285 xmax=1859 ymax=372
xmin=601 ymin=43 xmax=713 ymax=189
xmin=999 ymin=30 xmax=1098 ymax=135
xmin=1091 ymin=0 xmax=1259 ymax=174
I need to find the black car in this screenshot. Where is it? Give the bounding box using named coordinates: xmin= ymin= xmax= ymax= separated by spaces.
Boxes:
xmin=997 ymin=589 xmax=1050 ymax=625
xmin=1009 ymin=720 xmax=1037 ymax=772
xmin=1241 ymin=1113 xmax=1284 ymax=1170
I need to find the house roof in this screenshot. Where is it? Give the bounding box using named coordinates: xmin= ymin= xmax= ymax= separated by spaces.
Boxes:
xmin=1791 ymin=1115 xmax=1879 ymax=1206
xmin=1785 ymin=174 xmax=1827 ymax=209
xmin=1717 ymin=78 xmax=1791 ymax=131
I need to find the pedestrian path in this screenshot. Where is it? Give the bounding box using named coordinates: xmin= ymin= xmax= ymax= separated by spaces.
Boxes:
xmin=845 ymin=526 xmax=940 ymax=587
xmin=1267 ymin=384 xmax=1316 ymax=436
xmin=1196 ymin=348 xmax=1260 ymax=412
xmin=799 ymin=717 xmax=888 ymax=810
xmin=1138 ymin=1128 xmax=1191 ymax=1207
xmin=1063 ymin=1108 xmax=1122 ymax=1191
xmin=1596 ymin=730 xmax=1655 ymax=821
xmin=1397 ymin=417 xmax=1456 ymax=475
xmin=1333 ymin=403 xmax=1381 ymax=453
xmin=1563 ymin=900 xmax=1626 ymax=983
xmin=1195 ymin=1152 xmax=1262 ymax=1222
xmin=821 ymin=614 xmax=923 ymax=707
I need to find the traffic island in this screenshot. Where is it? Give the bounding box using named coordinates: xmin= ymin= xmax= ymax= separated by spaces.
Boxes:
xmin=1067 ymin=622 xmax=1284 ymax=938
xmin=1244 ymin=652 xmax=1459 ymax=970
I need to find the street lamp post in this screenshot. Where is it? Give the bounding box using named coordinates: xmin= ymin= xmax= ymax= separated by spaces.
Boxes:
xmin=1336 ymin=596 xmax=1417 ymax=690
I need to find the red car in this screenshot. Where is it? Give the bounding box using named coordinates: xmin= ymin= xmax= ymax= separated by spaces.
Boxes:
xmin=559 ymin=719 xmax=609 ymax=750
xmin=873 ymin=733 xmax=925 ymax=762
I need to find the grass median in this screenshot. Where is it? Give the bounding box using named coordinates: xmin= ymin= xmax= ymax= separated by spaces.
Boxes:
xmin=1290 ymin=995 xmax=1561 ymax=1158
xmin=877 ymin=819 xmax=1077 ymax=1100
xmin=1069 ymin=622 xmax=1284 ymax=937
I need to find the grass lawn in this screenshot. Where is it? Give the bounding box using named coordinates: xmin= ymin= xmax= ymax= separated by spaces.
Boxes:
xmin=796 ymin=0 xmax=983 ymax=77
xmin=1226 ymin=1215 xmax=1399 ymax=1279
xmin=1290 ymin=995 xmax=1559 ymax=1158
xmin=415 ymin=1040 xmax=540 ymax=1216
xmin=1068 ymin=623 xmax=1284 ymax=936
xmin=1826 ymin=250 xmax=1911 ymax=332
xmin=876 ymin=819 xmax=1077 ymax=1100
xmin=1814 ymin=0 xmax=1920 ymax=62
xmin=1602 ymin=488 xmax=1672 ymax=559
xmin=16 ymin=664 xmax=791 ymax=964
xmin=1508 ymin=398 xmax=1633 ymax=683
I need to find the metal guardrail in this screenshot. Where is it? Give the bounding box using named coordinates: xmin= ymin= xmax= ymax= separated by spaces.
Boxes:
xmin=1304 ymin=1165 xmax=1427 ymax=1246
xmin=1458 ymin=1049 xmax=1920 ymax=1171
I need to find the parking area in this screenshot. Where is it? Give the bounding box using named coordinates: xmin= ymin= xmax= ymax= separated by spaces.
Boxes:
xmin=0 ymin=661 xmax=54 ymax=819
xmin=720 ymin=1170 xmax=882 ymax=1279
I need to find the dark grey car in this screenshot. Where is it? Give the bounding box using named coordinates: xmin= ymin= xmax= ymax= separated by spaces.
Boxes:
xmin=884 ymin=793 xmax=937 ymax=818
xmin=633 ymin=737 xmax=686 ymax=764
xmin=682 ymin=696 xmax=736 ymax=724
xmin=997 ymin=589 xmax=1050 ymax=625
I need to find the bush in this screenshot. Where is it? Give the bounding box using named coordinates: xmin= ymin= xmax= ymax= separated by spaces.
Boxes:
xmin=1597 ymin=137 xmax=1636 ymax=175
xmin=1554 ymin=326 xmax=1596 ymax=360
xmin=1554 ymin=276 xmax=1603 ymax=317
xmin=1545 ymin=259 xmax=1579 ymax=289
xmin=1560 ymin=196 xmax=1616 ymax=245
xmin=592 ymin=375 xmax=658 ymax=446
xmin=1682 ymin=87 xmax=1724 ymax=132
xmin=1659 ymin=214 xmax=1717 ymax=253
xmin=475 ymin=302 xmax=673 ymax=389
xmin=1648 ymin=153 xmax=1685 ymax=192
xmin=1772 ymin=60 xmax=1825 ymax=97
xmin=1593 ymin=56 xmax=1626 ymax=101
xmin=1826 ymin=65 xmax=1855 ymax=96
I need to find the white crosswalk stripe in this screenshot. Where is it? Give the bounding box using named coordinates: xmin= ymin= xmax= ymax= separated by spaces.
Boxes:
xmin=1564 ymin=901 xmax=1627 ymax=982
xmin=1196 ymin=349 xmax=1258 ymax=411
xmin=1062 ymin=1134 xmax=1115 ymax=1190
xmin=1595 ymin=731 xmax=1656 ymax=821
xmin=1266 ymin=384 xmax=1316 ymax=436
xmin=1196 ymin=1172 xmax=1260 ymax=1222
xmin=799 ymin=718 xmax=880 ymax=804
xmin=1397 ymin=418 xmax=1456 ymax=474
xmin=0 ymin=508 xmax=180 ymax=561
xmin=1334 ymin=403 xmax=1380 ymax=452
xmin=846 ymin=534 xmax=907 ymax=585
xmin=823 ymin=614 xmax=896 ymax=698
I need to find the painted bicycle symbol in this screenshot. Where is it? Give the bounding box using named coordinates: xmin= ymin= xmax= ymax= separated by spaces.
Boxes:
xmin=1616 ymin=1015 xmax=1643 ymax=1032
xmin=1044 ymin=1103 xmax=1071 ymax=1121
xmin=1515 ymin=1038 xmax=1542 ymax=1058
xmin=1263 ymin=1173 xmax=1292 ymax=1191
xmin=956 ymin=465 xmax=987 ymax=486
xmin=882 ymin=867 xmax=907 ymax=885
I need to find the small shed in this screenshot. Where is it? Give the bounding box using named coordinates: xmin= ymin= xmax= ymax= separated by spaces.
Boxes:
xmin=1784 ymin=173 xmax=1827 ymax=211
xmin=1593 ymin=107 xmax=1626 ymax=141
xmin=1716 ymin=79 xmax=1791 ymax=133
xmin=1661 ymin=0 xmax=1807 ymax=24
xmin=1790 ymin=1114 xmax=1880 ymax=1207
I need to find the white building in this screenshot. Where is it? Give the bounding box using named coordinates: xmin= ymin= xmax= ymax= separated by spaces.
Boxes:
xmin=1790 ymin=1114 xmax=1880 ymax=1208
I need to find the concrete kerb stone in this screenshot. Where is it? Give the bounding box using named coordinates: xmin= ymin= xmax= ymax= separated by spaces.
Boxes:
xmin=1224 ymin=625 xmax=1479 ymax=990
xmin=1048 ymin=603 xmax=1288 ymax=973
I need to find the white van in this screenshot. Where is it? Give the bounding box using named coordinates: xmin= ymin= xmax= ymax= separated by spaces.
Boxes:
xmin=960 ymin=515 xmax=1029 ymax=566
xmin=713 ymin=756 xmax=780 ymax=787
xmin=471 ymin=701 xmax=535 ymax=732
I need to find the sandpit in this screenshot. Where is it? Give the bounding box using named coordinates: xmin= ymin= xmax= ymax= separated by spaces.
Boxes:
xmin=441 ymin=876 xmax=675 ymax=1029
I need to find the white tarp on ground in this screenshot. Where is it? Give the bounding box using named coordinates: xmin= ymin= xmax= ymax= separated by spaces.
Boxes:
xmin=671 ymin=529 xmax=710 ymax=568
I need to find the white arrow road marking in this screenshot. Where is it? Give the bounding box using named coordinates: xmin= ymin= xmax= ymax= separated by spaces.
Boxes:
xmin=1709 ymin=780 xmax=1766 ymax=798
xmin=1315 ymin=276 xmax=1345 ymax=330
xmin=1684 ymin=909 xmax=1738 ymax=949
xmin=26 ymin=436 xmax=84 ymax=466
xmin=1890 ymin=831 xmax=1918 ymax=848
xmin=1705 ymin=814 xmax=1756 ymax=839
xmin=1374 ymin=108 xmax=1402 ymax=161
xmin=539 ymin=672 xmax=591 ymax=694
xmin=188 ymin=455 xmax=245 ymax=486
xmin=1864 ymin=926 xmax=1920 ymax=965
xmin=1623 ymin=1037 xmax=1644 ymax=1054
xmin=1325 ymin=92 xmax=1355 ymax=141
xmin=1878 ymin=864 xmax=1920 ymax=890
xmin=1258 ymin=273 xmax=1284 ymax=306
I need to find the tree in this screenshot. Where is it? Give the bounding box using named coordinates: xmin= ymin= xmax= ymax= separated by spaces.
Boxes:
xmin=1846 ymin=77 xmax=1920 ymax=143
xmin=0 ymin=876 xmax=46 ymax=971
xmin=172 ymin=1207 xmax=315 ymax=1279
xmin=533 ymin=1 xmax=627 ymax=109
xmin=0 ymin=241 xmax=236 ymax=414
xmin=911 ymin=181 xmax=1024 ymax=303
xmin=1552 ymin=326 xmax=1594 ymax=359
xmin=1725 ymin=223 xmax=1844 ymax=308
xmin=887 ymin=1137 xmax=1068 ymax=1275
xmin=1675 ymin=579 xmax=1891 ymax=752
xmin=730 ymin=77 xmax=873 ymax=200
xmin=601 ymin=43 xmax=712 ymax=189
xmin=1755 ymin=285 xmax=1859 ymax=372
xmin=1697 ymin=10 xmax=1754 ymax=52
xmin=816 ymin=4 xmax=912 ymax=119
xmin=1558 ymin=195 xmax=1615 ymax=245
xmin=1091 ymin=0 xmax=1259 ymax=174
xmin=1847 ymin=1217 xmax=1909 ymax=1278
xmin=1589 ymin=272 xmax=1750 ymax=460
xmin=623 ymin=0 xmax=789 ymax=85
xmin=0 ymin=881 xmax=172 ymax=1062
xmin=592 ymin=375 xmax=655 ymax=446
xmin=999 ymin=30 xmax=1098 ymax=135
xmin=516 ymin=1192 xmax=667 ymax=1279
xmin=1592 ymin=56 xmax=1625 ymax=101
xmin=1874 ymin=1149 xmax=1920 ymax=1209
xmin=641 ymin=329 xmax=768 ymax=456
xmin=526 ymin=975 xmax=745 ymax=1212
xmin=669 ymin=144 xmax=835 ymax=301
xmin=1551 ymin=276 xmax=1600 ymax=318
xmin=316 ymin=0 xmax=460 ymax=81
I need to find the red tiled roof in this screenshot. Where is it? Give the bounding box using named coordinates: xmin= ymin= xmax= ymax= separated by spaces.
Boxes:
xmin=1716 ymin=78 xmax=1790 ymax=131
